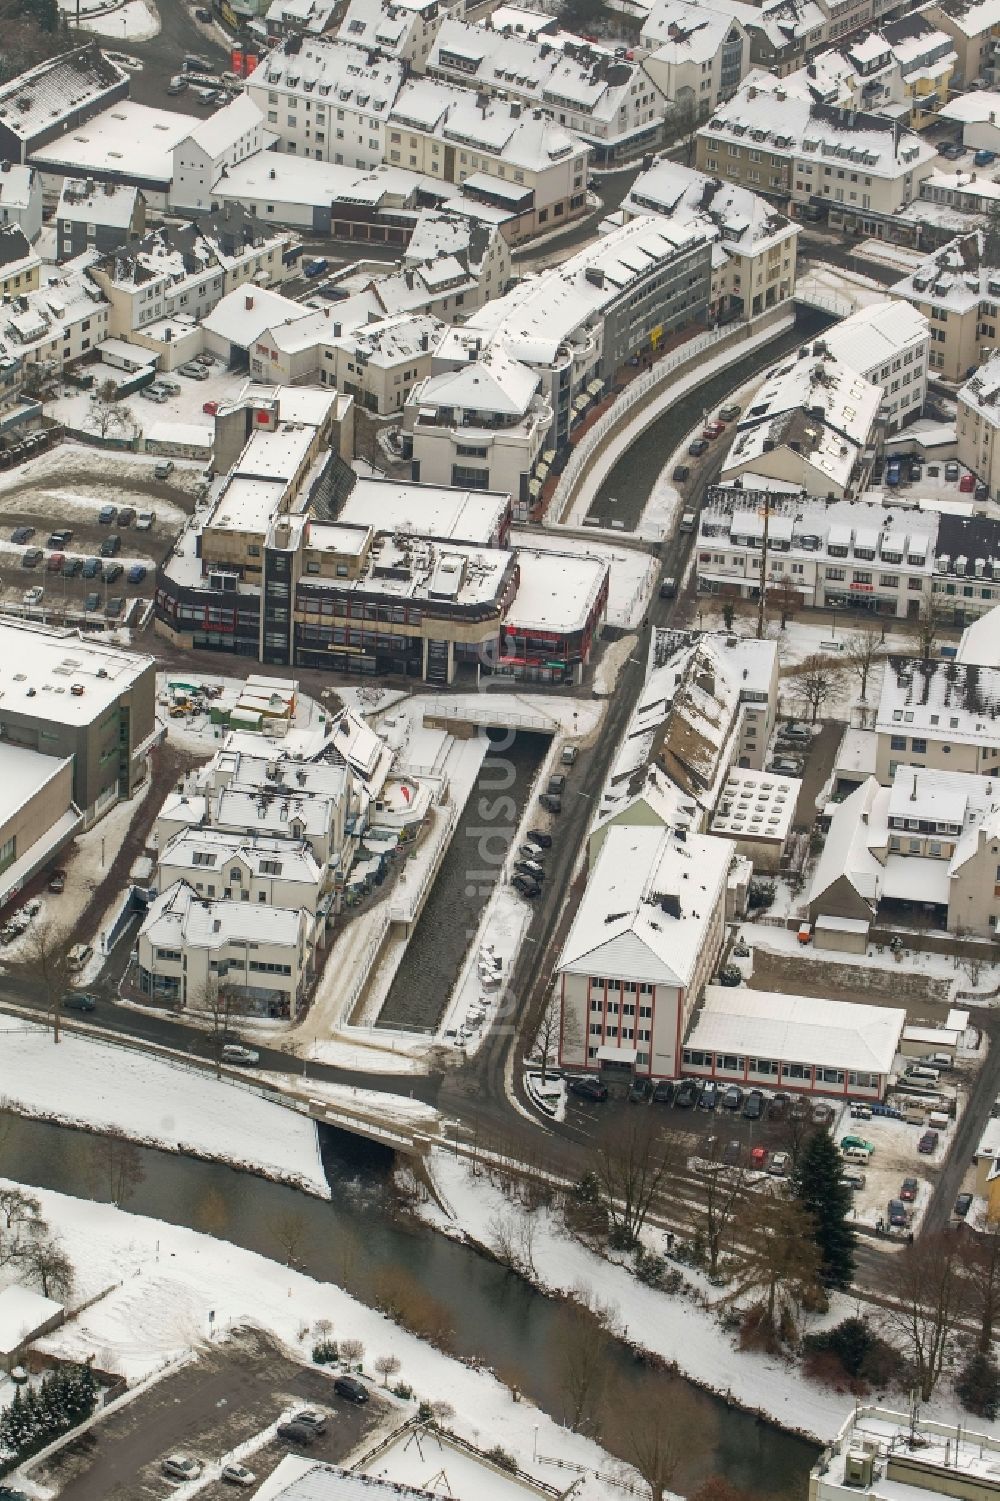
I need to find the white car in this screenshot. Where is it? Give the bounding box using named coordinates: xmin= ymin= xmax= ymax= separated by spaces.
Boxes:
xmin=221 ymin=1462 xmax=256 ymax=1486
xmin=136 ymin=510 xmax=156 ymax=530
xmin=162 ymin=1455 xmax=203 ymax=1481
xmin=22 ymin=586 xmax=43 ymax=605
xmin=221 ymin=1044 xmax=260 ymax=1065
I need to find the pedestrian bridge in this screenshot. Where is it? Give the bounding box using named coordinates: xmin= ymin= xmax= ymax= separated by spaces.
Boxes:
xmin=422 ymin=698 xmax=559 ymax=736
xmin=794 ymin=281 xmax=857 ymax=320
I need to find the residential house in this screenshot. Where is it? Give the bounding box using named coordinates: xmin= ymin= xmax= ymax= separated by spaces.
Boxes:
xmin=818 ymin=297 xmax=929 ymax=430
xmin=336 ymin=0 xmax=450 ymax=72
xmin=876 ymin=655 xmax=1000 ymax=780
xmin=0 ymin=163 xmax=42 ymax=243
xmin=0 ymin=226 xmax=40 ymax=301
xmin=958 ymin=352 xmax=1000 ymax=496
xmin=639 ymin=0 xmax=749 ymax=115
xmin=925 ymin=0 xmax=1000 ymax=87
xmin=890 ymin=228 xmax=1000 ymax=382
xmin=56 ymin=179 xmax=145 ymax=264
xmin=171 ymin=96 xmax=274 ymax=215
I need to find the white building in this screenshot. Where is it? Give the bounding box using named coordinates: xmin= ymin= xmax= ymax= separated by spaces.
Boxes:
xmin=557 ymin=823 xmax=733 ymax=1081
xmin=0 ymin=163 xmax=42 ymax=243
xmin=136 ymin=878 xmax=311 ymax=1016
xmin=336 ymin=0 xmax=451 ymax=72
xmin=819 ymin=298 xmax=929 ymax=432
xmin=28 ymin=102 xmax=193 ymax=210
xmin=876 ymin=655 xmax=1000 ymax=781
xmin=890 ymin=227 xmax=1000 ymax=382
xmin=812 ymin=1405 xmax=1000 ymax=1501
xmin=246 ymin=37 xmax=406 ymax=170
xmin=156 ymin=827 xmax=324 ymax=916
xmin=171 ymin=96 xmax=274 ymax=215
xmin=958 ymin=352 xmax=1000 ymax=498
xmin=0 ymin=256 xmax=109 ymax=381
xmin=640 ymin=0 xmax=749 ymax=116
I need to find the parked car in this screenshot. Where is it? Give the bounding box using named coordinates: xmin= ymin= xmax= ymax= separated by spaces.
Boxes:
xmin=899 ymin=1176 xmax=918 ymax=1202
xmin=975 ymin=148 xmax=997 ymax=166
xmin=811 ymin=1101 xmax=834 ymax=1126
xmin=722 ymin=1084 xmax=743 ymax=1110
xmin=702 ymin=420 xmax=725 ymax=439
xmin=105 ymin=596 xmax=125 ymax=619
xmin=104 ymin=563 xmax=124 ymax=584
xmin=768 ymin=1150 xmax=790 ymax=1177
xmin=21 ymin=548 xmax=42 ymax=569
xmin=723 ymin=1139 xmax=742 ymax=1166
xmin=789 ymin=1096 xmax=810 ymax=1120
xmin=719 ymin=403 xmax=741 ymax=421
xmin=652 ymin=1080 xmax=674 ymax=1104
xmin=277 ymin=1422 xmax=316 ymax=1446
xmin=671 ymin=464 xmax=690 ymax=483
xmin=63 ymin=993 xmax=96 ymax=1012
xmin=45 ymin=552 xmax=64 ymax=573
xmin=118 ymin=507 xmax=136 ymax=526
xmin=47 ymin=869 xmax=66 ymax=894
xmin=141 ymin=387 xmax=168 ymax=403
xmin=136 ymin=509 xmax=155 ymax=530
xmin=954 ymin=1192 xmax=974 ymax=1218
xmin=100 ymin=535 xmax=121 ymax=557
xmin=334 ymin=1375 xmax=370 ymax=1404
xmin=888 ymin=1198 xmax=909 ymax=1228
xmin=162 ymin=1456 xmax=203 ymax=1481
xmin=167 ymin=74 xmax=188 ymax=93
xmin=539 ymin=793 xmax=561 ymax=814
xmin=841 ymin=1134 xmax=875 ymax=1154
xmin=514 ymin=860 xmax=544 ymax=882
xmin=742 ymin=1089 xmax=764 ymax=1120
xmin=629 ymin=1078 xmax=653 ymax=1104
xmin=81 ymin=557 xmax=102 ymax=578
xmin=221 ymin=1463 xmax=256 ymax=1487
xmin=221 ymin=1044 xmax=260 ymax=1065
xmin=512 ymin=874 xmax=540 ymax=898
xmin=63 ymin=557 xmax=82 ymax=577
xmin=674 ymin=1079 xmax=698 ymax=1108
xmin=22 ymin=586 xmax=42 ymax=606
xmin=945 ymin=461 xmax=960 ymax=482
xmin=767 ymin=1092 xmax=790 ymax=1120
xmin=98 ymin=504 xmax=117 ymax=524
xmin=659 ymin=576 xmax=677 ymax=599
xmin=840 ymin=1169 xmax=866 ymax=1190
xmin=127 ymin=564 xmax=147 ymax=584
xmin=769 ymin=756 xmax=804 ymax=776
xmin=698 ymin=1081 xmax=719 ymax=1110
xmin=688 ymin=438 xmax=709 ymax=457
xmin=46 ymin=530 xmax=69 ymax=549
xmin=569 ymin=1075 xmax=607 ymax=1101
xmin=203 ymin=399 xmax=219 ymax=416
xmin=304 ymin=257 xmax=330 ymax=278
xmin=779 ymin=722 xmax=811 ymax=744
xmin=940 ymin=140 xmax=965 ymax=159
xmin=749 ymin=1144 xmax=767 ymax=1169
xmin=83 ymin=592 xmax=100 ymax=612
xmin=918 ymin=1129 xmax=939 ymax=1154
xmin=290 ymin=1409 xmax=327 ymax=1434
xmin=154 ymin=459 xmax=174 ymax=480
xmin=10 ymin=526 xmax=34 ymax=544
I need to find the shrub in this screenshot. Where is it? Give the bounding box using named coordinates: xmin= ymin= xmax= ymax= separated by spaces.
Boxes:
xmin=312 ymin=1339 xmax=338 ymax=1365
xmin=718 ymin=965 xmax=742 ymax=987
xmin=803 ymin=1317 xmax=902 ymax=1390
xmin=957 ymin=1352 xmax=1000 ymax=1420
xmin=485 ymin=1446 xmax=518 ymax=1474
xmin=747 ymin=879 xmax=775 ymax=911
xmin=392 ymin=1382 xmax=414 ymax=1401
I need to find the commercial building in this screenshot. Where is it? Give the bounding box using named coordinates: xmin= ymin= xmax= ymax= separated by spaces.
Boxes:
xmin=695 ymin=71 xmax=937 ymax=227
xmin=615 ymin=156 xmax=798 ymax=319
xmin=0 ymin=745 xmax=81 ymax=912
xmin=29 ymin=102 xmax=193 ymax=209
xmin=497 ymin=546 xmax=609 ymax=684
xmin=0 ymin=163 xmax=42 ymax=244
xmin=811 ymin=1405 xmax=1000 ymax=1501
xmin=639 ymin=0 xmax=749 ymax=115
xmin=557 ymin=823 xmax=733 ymax=1081
xmin=958 ymin=352 xmax=1000 ymax=496
xmin=684 ymin=986 xmax=905 ymax=1099
xmin=170 ymin=96 xmax=274 ymax=215
xmin=720 ymin=347 xmax=882 ymax=498
xmin=819 ymin=298 xmax=929 ymax=431
xmin=56 ymin=178 xmax=145 ymax=263
xmin=0 ymin=621 xmax=156 ymax=825
xmin=891 ymin=228 xmax=1000 ymax=382
xmin=0 ymin=45 xmax=128 ymax=165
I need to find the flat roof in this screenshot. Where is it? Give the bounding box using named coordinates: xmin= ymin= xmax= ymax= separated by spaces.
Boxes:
xmin=30 ymin=102 xmax=192 ymax=187
xmin=0 ymin=744 xmax=73 ymax=828
xmin=0 ymin=622 xmax=152 ymax=726
xmin=505 ymin=546 xmax=607 ymax=634
xmin=710 ymin=766 xmax=799 ymax=842
xmin=336 ymin=477 xmax=508 ymax=545
xmin=689 ymin=986 xmax=906 ymax=1075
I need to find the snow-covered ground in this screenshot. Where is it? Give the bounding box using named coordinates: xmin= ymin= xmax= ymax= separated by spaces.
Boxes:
xmin=17 ymin=1181 xmax=654 ymax=1501
xmin=511 ymin=528 xmax=656 ymax=630
xmin=853 ymin=240 xmax=926 ymax=274
xmin=48 ymin=368 xmax=247 ymax=437
xmin=742 ymin=921 xmax=1000 ymax=1000
xmin=796 ymin=266 xmax=895 ymax=314
xmin=0 ymin=1016 xmax=329 ymax=1196
xmin=155 ymin=670 xmax=331 ymax=759
xmin=78 ymin=0 xmax=159 ymax=37
xmin=436 ymin=883 xmax=532 ymax=1052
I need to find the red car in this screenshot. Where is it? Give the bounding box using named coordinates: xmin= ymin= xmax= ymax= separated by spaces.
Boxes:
xmin=899 ymin=1176 xmax=918 ymax=1202
xmin=959 ymin=472 xmax=975 ymax=493
xmin=46 ymin=552 xmax=64 ymax=572
xmin=702 ymin=421 xmax=725 ymax=439
xmin=750 ymin=1145 xmax=767 ymax=1168
xmin=203 ymin=399 xmax=219 ymax=416
xmin=918 ymin=1130 xmax=939 ymax=1154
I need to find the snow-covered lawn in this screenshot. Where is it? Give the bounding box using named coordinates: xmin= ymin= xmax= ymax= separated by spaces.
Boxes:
xmin=0 ymin=1016 xmax=329 ymax=1197
xmin=78 ymin=0 xmax=159 ymax=37
xmin=48 ymin=368 xmax=247 ymax=437
xmin=16 ymin=1181 xmax=651 ymax=1501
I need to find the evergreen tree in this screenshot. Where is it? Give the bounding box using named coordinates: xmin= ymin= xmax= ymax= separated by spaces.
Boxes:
xmin=792 ymin=1130 xmax=856 ymax=1289
xmin=957 ymin=1351 xmax=1000 ymax=1420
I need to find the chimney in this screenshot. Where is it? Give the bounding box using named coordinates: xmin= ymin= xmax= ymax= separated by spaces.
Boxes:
xmin=245 ymin=293 xmax=254 ymax=310
xmin=0 ymin=162 xmax=9 ymax=174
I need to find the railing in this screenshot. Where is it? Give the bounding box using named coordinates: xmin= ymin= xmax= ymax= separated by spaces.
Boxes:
xmin=794 ymin=284 xmax=856 ymax=319
xmin=389 ymin=804 xmax=458 ymax=924
xmin=423 ymin=699 xmax=559 ymax=732
xmin=341 ymin=909 xmax=391 ymax=1023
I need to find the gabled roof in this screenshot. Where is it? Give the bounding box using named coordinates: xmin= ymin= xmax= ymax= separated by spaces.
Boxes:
xmin=808 ymin=775 xmax=885 ymax=911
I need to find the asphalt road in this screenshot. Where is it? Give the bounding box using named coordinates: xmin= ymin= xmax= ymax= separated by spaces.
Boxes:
xmin=123 ymin=0 xmax=230 ymax=115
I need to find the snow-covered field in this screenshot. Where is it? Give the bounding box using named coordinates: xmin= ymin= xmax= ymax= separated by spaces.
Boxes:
xmin=742 ymin=921 xmax=1000 ymax=1001
xmin=0 ymin=1016 xmax=329 ymax=1197
xmin=18 ymin=1181 xmax=652 ymax=1501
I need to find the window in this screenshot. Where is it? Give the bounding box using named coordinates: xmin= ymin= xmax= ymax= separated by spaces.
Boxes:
xmin=912 ymin=738 xmax=927 ymax=754
xmin=0 ymin=834 xmax=16 ymax=874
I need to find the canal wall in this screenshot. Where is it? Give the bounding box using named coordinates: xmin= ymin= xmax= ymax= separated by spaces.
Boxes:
xmin=551 ymin=305 xmax=796 ymax=529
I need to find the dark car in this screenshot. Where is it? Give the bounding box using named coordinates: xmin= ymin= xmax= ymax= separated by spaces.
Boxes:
xmin=723 ymin=1139 xmax=742 ymax=1166
xmin=98 ymin=504 xmax=117 ymax=524
xmin=46 ymin=531 xmax=68 ymax=549
xmin=276 ymin=1422 xmax=315 ymax=1446
xmin=511 ymin=874 xmax=540 ymax=898
xmin=672 ymin=464 xmax=690 ymax=483
xmin=100 ymin=534 xmax=121 ymax=557
xmin=569 ymin=1076 xmax=608 ymax=1102
xmin=888 ymin=1198 xmax=909 ymax=1228
xmin=83 ymin=592 xmax=100 ymax=612
xmin=81 ymin=557 xmax=103 ymax=578
xmin=688 ymin=438 xmax=709 ymax=457
xmin=674 ymin=1079 xmax=698 ymax=1108
xmin=940 ymin=140 xmax=965 ymax=159
xmin=919 ymin=1130 xmax=939 ymax=1154
xmin=48 ymin=869 xmax=66 ymax=893
xmin=789 ymin=1096 xmax=810 ymax=1120
xmin=127 ymin=563 xmax=146 ymax=584
xmin=527 ymin=828 xmax=552 ymax=848
xmin=722 ymin=1084 xmax=743 ymax=1110
xmin=62 ymin=557 xmax=82 ymax=577
xmin=539 ymin=793 xmax=561 ymax=814
xmin=21 ymin=548 xmax=42 ymax=568
xmin=900 ymin=1176 xmax=918 ymax=1202
xmin=10 ymin=526 xmax=34 ymax=544
xmin=652 ymin=1080 xmax=674 ymax=1104
xmin=514 ymin=860 xmax=544 ymax=881
xmin=954 ymin=1192 xmax=974 ymax=1218
xmin=767 ymin=1092 xmax=790 ymax=1120
xmin=629 ymin=1078 xmax=653 ymax=1104
xmin=63 ymin=993 xmax=96 ymax=1012
xmin=105 ymin=596 xmax=125 ymax=619
xmin=290 ymin=1409 xmax=327 ymax=1434
xmin=698 ymin=1081 xmax=719 ymax=1110
xmin=104 ymin=562 xmax=124 ymax=584
xmin=117 ymin=506 xmax=135 ymax=526
xmin=742 ymin=1089 xmax=765 ymax=1120
xmin=334 ymin=1375 xmax=370 ymax=1405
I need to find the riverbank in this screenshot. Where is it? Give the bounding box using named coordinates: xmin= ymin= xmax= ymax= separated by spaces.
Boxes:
xmin=0 ymin=1014 xmax=330 ymax=1198
xmin=9 ymin=1176 xmax=656 ymax=1501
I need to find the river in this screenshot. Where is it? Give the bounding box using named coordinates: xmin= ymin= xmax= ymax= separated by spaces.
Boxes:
xmin=2 ymin=1116 xmax=818 ymax=1499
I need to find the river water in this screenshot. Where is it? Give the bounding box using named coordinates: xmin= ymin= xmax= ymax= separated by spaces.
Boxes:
xmin=3 ymin=1116 xmax=817 ymax=1498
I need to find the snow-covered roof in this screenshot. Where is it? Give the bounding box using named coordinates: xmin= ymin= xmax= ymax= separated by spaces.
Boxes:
xmin=891 ymin=228 xmax=1000 ymax=315
xmin=336 ymin=477 xmax=508 ymax=545
xmin=819 ymin=299 xmax=929 ymax=382
xmin=0 ymin=744 xmax=73 ymax=830
xmin=641 ymin=0 xmax=744 ymax=63
xmin=689 ymin=986 xmax=905 ymax=1075
xmin=877 ymin=656 xmax=1000 ymax=749
xmin=389 ymin=78 xmax=583 ymax=172
xmin=809 ymin=776 xmax=884 ymax=912
xmin=202 ymin=284 xmax=307 ymax=347
xmin=932 ymin=0 xmax=1000 ymax=40
xmin=0 ymin=163 xmax=38 ymax=214
xmin=959 ymin=351 xmax=1000 ymax=430
xmin=958 ymin=601 xmax=1000 ymax=665
xmin=558 ymin=824 xmax=733 ymax=987
xmin=212 ymin=746 xmax=349 ymax=805
xmin=250 ymin=37 xmax=405 ymax=120
xmin=0 ymin=44 xmax=127 ymax=145
xmin=417 ymin=341 xmax=539 ymax=416
xmin=710 ymin=766 xmax=798 ymax=843
xmin=0 ymin=1284 xmax=63 ymax=1357
xmin=504 ymin=547 xmax=607 ymax=634
xmin=0 ymin=622 xmax=152 ymax=726
xmin=141 ymin=879 xmax=306 ymax=951
xmin=622 ymin=157 xmax=797 ymax=258
xmin=144 ymin=419 xmax=213 ymax=450
xmin=158 ymin=827 xmax=320 ymax=887
xmin=30 ymin=102 xmax=192 ymax=188
xmin=57 ymin=178 xmax=138 ymax=230
xmin=179 ymin=94 xmax=265 ymax=161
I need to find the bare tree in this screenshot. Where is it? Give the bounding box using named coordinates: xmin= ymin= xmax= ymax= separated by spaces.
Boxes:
xmin=0 ymin=1186 xmax=41 ymax=1269
xmin=340 ymin=1337 xmax=364 ymax=1367
xmin=911 ymin=596 xmax=945 ymax=665
xmin=21 ymin=1232 xmax=74 ymax=1300
xmin=87 ymin=1133 xmax=145 ymax=1206
xmin=557 ymin=1302 xmax=611 ymax=1433
xmin=961 ymin=1220 xmax=1000 ymax=1354
xmin=489 ymin=1208 xmax=537 ymax=1278
xmin=596 ymin=1117 xmax=678 ymax=1249
xmin=374 ymin=1353 xmax=401 ymax=1387
xmin=268 ymin=1210 xmax=311 ymax=1269
xmin=87 ymin=389 xmax=131 ymax=441
xmin=770 ymin=576 xmax=800 ymax=631
xmin=532 ymin=991 xmax=562 ymax=1086
xmin=723 ymin=1193 xmax=821 ymax=1344
xmin=690 ymin=1134 xmax=751 ymax=1278
xmin=844 ymin=627 xmax=884 ymax=702
xmin=882 ymin=1231 xmax=964 ymax=1399
xmin=195 ymin=976 xmax=247 ymax=1079
xmin=17 ymin=920 xmax=73 ymax=1044
xmin=795 ymin=654 xmax=841 ymax=723
xmin=613 ymin=1383 xmax=699 ymax=1500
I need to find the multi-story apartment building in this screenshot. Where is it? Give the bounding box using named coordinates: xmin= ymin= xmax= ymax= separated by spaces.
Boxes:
xmin=0 ymin=255 xmax=109 ymax=382
xmin=615 ymin=156 xmax=798 ymax=319
xmin=891 ymin=228 xmax=1000 ymax=381
xmin=876 ymin=656 xmax=1000 ymax=780
xmin=157 ymin=828 xmax=324 ymax=919
xmin=56 ymin=179 xmax=144 ymax=264
xmin=696 ymin=71 xmax=937 ymax=226
xmin=336 ymin=0 xmax=450 ymax=73
xmin=721 ymin=347 xmax=882 ymax=497
xmin=639 ymin=0 xmax=749 ymax=115
xmin=246 ymin=36 xmax=405 ymax=171
xmin=557 ymin=823 xmax=733 ymax=1081
xmin=429 ymin=20 xmax=670 ymax=162
xmin=0 ymin=163 xmax=42 ymax=244
xmin=0 ymin=226 xmax=40 ymax=302
xmin=926 ymin=0 xmax=1000 ymax=86
xmin=321 ymin=312 xmax=443 ymax=415
xmin=958 ymin=351 xmax=1000 ymax=496
xmin=819 ymin=297 xmax=929 ymax=430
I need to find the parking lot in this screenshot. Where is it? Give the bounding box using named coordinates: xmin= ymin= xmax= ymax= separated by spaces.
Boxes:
xmin=34 ymin=1328 xmax=383 ymax=1501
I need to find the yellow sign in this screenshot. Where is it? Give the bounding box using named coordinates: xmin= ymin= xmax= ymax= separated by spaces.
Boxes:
xmin=650 ymin=325 xmax=663 ymax=350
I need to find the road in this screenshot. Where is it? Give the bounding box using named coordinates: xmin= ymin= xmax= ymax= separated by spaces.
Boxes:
xmin=123 ymin=0 xmax=230 ymax=114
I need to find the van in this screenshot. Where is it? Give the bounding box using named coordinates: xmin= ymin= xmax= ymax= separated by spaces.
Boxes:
xmin=539 ymin=793 xmax=562 ymax=814
xmin=928 ymin=1110 xmax=950 ymax=1131
xmin=903 ymin=1108 xmax=925 ymax=1126
xmin=561 ymin=745 xmax=578 ymax=766
xmin=679 ymin=510 xmax=696 ymax=533
xmin=906 ymin=1065 xmax=940 ymax=1085
xmin=842 ymin=1145 xmax=872 ymax=1165
xmin=547 ymin=773 xmax=566 ymax=796
xmin=928 ymin=1052 xmax=952 ymax=1071
xmin=659 ymin=576 xmax=677 ymax=599
xmin=67 ymin=943 xmax=92 ymax=970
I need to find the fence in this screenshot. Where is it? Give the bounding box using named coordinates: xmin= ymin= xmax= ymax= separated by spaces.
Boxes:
xmin=423 ymin=699 xmax=559 ymax=733
xmin=794 ymin=285 xmax=856 ymax=320
xmin=389 ymin=803 xmax=457 ymax=924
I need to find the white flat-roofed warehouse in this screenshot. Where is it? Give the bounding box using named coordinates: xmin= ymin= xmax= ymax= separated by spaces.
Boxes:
xmin=0 ymin=744 xmax=81 ymax=914
xmin=28 ymin=103 xmax=194 ymax=207
xmin=683 ymin=986 xmax=906 ymax=1099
